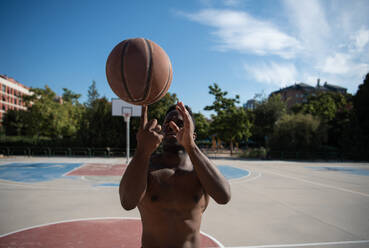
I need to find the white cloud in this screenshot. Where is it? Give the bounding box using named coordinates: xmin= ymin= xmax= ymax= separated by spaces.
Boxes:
xmin=321 ymin=53 xmax=350 ymax=74
xmin=182 ymin=9 xmax=301 ymax=59
xmin=283 ymin=0 xmax=331 ymax=59
xmin=179 ymin=1 xmax=369 ymax=93
xmin=352 ymin=28 xmax=369 ymax=51
xmin=244 ymin=62 xmax=298 ymax=87
xmin=321 ymin=52 xmax=369 ymax=77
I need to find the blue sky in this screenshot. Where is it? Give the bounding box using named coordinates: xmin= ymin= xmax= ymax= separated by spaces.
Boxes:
xmin=1 ymin=0 xmax=368 ymax=117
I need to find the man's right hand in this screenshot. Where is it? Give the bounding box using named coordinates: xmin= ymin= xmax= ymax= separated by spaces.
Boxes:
xmin=136 ymin=105 xmax=163 ymax=156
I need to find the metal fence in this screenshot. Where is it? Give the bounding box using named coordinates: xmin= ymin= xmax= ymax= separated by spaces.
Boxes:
xmin=0 ymin=147 xmax=131 ymax=157
xmin=0 ymin=146 xmax=366 ymax=161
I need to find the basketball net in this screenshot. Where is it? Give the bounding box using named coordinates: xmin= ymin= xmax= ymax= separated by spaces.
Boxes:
xmin=123 ymin=113 xmax=131 ymax=122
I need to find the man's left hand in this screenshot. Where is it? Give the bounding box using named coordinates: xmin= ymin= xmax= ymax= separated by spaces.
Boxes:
xmin=169 ymin=102 xmax=196 ymax=150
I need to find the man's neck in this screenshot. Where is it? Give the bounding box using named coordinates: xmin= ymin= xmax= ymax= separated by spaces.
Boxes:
xmin=161 ymin=146 xmax=189 ymax=169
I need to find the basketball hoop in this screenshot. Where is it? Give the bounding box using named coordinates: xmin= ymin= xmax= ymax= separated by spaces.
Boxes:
xmin=123 ymin=113 xmax=131 ymax=122
xmin=111 ymin=99 xmax=142 ymax=163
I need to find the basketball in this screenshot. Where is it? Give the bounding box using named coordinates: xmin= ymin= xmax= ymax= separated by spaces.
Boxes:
xmin=106 ymin=38 xmax=173 ymax=105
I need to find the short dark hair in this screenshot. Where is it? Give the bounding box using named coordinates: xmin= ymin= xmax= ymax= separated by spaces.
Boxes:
xmin=165 ymin=104 xmax=195 ymax=128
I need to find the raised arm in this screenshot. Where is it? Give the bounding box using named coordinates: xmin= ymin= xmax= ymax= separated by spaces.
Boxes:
xmin=170 ymin=102 xmax=231 ymax=204
xmin=119 ymin=106 xmax=163 ymax=210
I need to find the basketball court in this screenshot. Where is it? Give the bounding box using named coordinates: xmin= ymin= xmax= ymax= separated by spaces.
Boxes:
xmin=0 ymin=157 xmax=369 ymax=247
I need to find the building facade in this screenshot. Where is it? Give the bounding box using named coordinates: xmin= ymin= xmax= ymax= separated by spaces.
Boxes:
xmin=244 ymin=99 xmax=258 ymax=110
xmin=0 ymin=75 xmax=32 ymax=123
xmin=270 ymin=79 xmax=347 ymax=108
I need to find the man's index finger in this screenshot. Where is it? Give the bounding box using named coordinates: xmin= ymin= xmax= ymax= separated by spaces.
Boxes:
xmin=140 ymin=105 xmax=148 ymax=129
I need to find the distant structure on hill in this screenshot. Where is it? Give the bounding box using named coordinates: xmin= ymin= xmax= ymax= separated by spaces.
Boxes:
xmin=243 ymin=99 xmax=258 ymax=110
xmin=0 ymin=75 xmax=32 ymax=124
xmin=270 ymin=79 xmax=347 ymax=108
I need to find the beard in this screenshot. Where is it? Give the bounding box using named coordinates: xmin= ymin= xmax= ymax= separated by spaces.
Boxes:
xmin=162 ymin=136 xmax=184 ymax=153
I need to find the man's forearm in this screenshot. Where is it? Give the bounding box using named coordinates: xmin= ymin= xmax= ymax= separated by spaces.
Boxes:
xmin=119 ymin=148 xmax=151 ymax=210
xmin=186 ymin=144 xmax=231 ymax=204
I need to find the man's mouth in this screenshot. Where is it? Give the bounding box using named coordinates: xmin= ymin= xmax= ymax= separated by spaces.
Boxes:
xmin=165 ymin=132 xmax=176 ymax=137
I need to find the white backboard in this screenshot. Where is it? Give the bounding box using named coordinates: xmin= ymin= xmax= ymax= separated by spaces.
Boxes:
xmin=112 ymin=98 xmax=142 ymax=117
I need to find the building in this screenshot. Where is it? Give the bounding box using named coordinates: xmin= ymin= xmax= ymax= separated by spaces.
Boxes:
xmin=0 ymin=75 xmax=32 ymax=123
xmin=243 ymin=99 xmax=258 ymax=110
xmin=270 ymin=79 xmax=347 ymax=108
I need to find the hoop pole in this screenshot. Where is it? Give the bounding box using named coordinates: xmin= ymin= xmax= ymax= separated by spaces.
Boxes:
xmin=125 ymin=116 xmax=130 ymax=164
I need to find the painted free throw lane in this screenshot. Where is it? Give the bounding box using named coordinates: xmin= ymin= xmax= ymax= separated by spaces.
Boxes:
xmin=0 ymin=218 xmax=223 ymax=248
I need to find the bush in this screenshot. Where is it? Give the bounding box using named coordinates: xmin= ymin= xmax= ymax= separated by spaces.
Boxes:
xmin=269 ymin=113 xmax=323 ymax=152
xmin=239 ymin=147 xmax=267 ymax=159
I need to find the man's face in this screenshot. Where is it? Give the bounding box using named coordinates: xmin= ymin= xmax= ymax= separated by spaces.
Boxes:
xmin=162 ymin=110 xmax=183 ymax=146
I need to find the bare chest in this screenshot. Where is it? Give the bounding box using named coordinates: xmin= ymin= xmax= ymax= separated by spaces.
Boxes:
xmin=143 ymin=168 xmax=207 ymax=211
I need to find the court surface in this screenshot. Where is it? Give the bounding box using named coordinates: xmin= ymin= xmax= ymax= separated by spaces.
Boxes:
xmin=0 ymin=157 xmax=368 ymax=248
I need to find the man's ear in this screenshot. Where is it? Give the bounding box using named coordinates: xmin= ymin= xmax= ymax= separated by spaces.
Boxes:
xmin=193 ymin=132 xmax=197 ymax=141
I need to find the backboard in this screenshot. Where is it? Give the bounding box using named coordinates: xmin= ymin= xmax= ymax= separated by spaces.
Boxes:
xmin=112 ymin=98 xmax=142 ymax=117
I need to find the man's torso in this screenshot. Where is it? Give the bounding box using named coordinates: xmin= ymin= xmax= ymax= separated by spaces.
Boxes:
xmin=138 ymin=154 xmax=209 ymax=248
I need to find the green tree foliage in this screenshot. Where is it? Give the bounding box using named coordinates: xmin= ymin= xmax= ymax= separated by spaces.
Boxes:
xmin=204 ymin=83 xmax=240 ymax=112
xmin=294 ymin=92 xmax=350 ymax=122
xmin=62 ymin=88 xmax=81 ymax=105
xmin=350 ymin=73 xmax=369 ymax=158
xmin=78 ymin=97 xmax=125 ymax=147
xmin=269 ymin=113 xmax=323 ymax=152
xmin=251 ymin=94 xmax=287 ymax=146
xmin=205 ymin=83 xmax=252 ymax=152
xmin=353 ymin=73 xmax=369 ymax=125
xmin=86 ymin=80 xmax=100 ymax=108
xmin=293 ymin=92 xmax=353 ymax=148
xmin=192 ymin=112 xmax=210 ymax=141
xmin=2 ymin=109 xmax=28 ymax=136
xmin=3 ymin=85 xmax=83 ymax=140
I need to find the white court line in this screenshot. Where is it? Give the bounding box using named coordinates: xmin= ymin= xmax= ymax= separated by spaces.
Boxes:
xmin=226 ymin=239 xmax=369 ymax=247
xmin=231 ymin=171 xmax=262 ymax=184
xmin=62 ymin=162 xmax=88 ymax=177
xmin=0 ymin=217 xmax=225 ymax=247
xmin=266 ymin=170 xmax=369 ymax=198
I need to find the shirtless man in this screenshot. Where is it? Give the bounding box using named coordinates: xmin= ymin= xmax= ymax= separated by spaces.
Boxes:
xmin=119 ymin=102 xmax=231 ymax=248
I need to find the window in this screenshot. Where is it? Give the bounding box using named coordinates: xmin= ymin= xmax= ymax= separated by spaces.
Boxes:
xmin=2 ymin=85 xmax=5 ymax=92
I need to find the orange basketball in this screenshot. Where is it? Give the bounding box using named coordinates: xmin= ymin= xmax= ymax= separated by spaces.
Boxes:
xmin=106 ymin=38 xmax=173 ymax=105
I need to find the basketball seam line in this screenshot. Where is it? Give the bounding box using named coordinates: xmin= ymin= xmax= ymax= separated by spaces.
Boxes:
xmin=141 ymin=38 xmax=153 ymax=103
xmin=150 ymin=55 xmax=172 ymax=103
xmin=120 ymin=41 xmax=134 ymax=101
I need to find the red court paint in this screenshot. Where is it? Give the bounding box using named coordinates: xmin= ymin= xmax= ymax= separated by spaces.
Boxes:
xmin=66 ymin=163 xmax=127 ymax=176
xmin=0 ymin=218 xmax=222 ymax=247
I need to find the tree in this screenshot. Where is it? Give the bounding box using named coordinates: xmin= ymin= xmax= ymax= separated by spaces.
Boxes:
xmin=295 ymin=92 xmax=349 ymax=123
xmin=78 ymin=97 xmax=125 ymax=147
xmin=2 ymin=109 xmax=28 ymax=136
xmin=353 ymin=73 xmax=369 ymax=125
xmin=62 ymin=88 xmax=81 ymax=105
xmin=192 ymin=112 xmax=210 ymax=142
xmin=204 ymin=83 xmax=239 ymax=113
xmin=10 ymin=85 xmax=83 ymax=140
xmin=205 ymin=83 xmax=252 ymax=153
xmin=293 ymin=91 xmax=353 ymax=148
xmin=269 ymin=113 xmax=323 ymax=152
xmin=350 ymin=72 xmax=369 ymax=159
xmin=251 ymin=94 xmax=287 ymax=147
xmin=86 ymin=80 xmax=100 ymax=107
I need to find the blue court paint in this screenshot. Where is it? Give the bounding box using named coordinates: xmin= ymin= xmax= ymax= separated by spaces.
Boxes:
xmin=217 ymin=165 xmax=249 ymax=180
xmin=96 ymin=183 xmax=120 ymax=187
xmin=0 ymin=163 xmax=83 ymax=182
xmin=307 ymin=166 xmax=369 ymax=176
